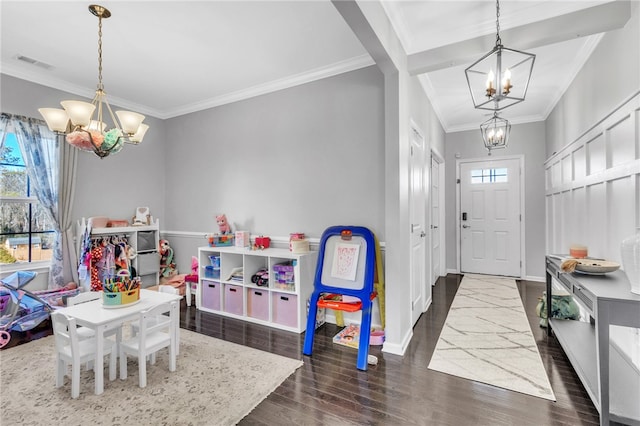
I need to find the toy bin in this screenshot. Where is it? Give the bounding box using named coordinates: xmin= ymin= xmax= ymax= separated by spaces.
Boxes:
xmin=272 ymin=292 xmax=298 ymax=328
xmin=247 ymin=289 xmax=269 ymax=321
xmin=102 ymin=292 xmax=122 ymax=307
xmin=204 ymin=265 xmax=220 ymax=279
xmin=273 ymin=263 xmax=295 ymax=291
xmin=202 ymin=280 xmax=221 ymax=311
xmin=208 ymin=235 xmax=234 ymax=247
xmin=223 ymin=284 xmax=243 ymax=316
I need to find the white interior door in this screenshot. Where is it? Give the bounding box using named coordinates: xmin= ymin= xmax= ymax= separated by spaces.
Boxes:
xmin=460 ymin=158 xmax=521 ymax=277
xmin=410 ymin=125 xmax=427 ymax=326
xmin=430 ymin=156 xmax=440 ymax=286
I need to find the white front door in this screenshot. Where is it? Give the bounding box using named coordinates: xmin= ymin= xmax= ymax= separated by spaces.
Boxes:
xmin=430 ymin=156 xmax=441 ymax=286
xmin=409 ymin=124 xmax=427 ymax=326
xmin=460 ymin=158 xmax=521 ymax=277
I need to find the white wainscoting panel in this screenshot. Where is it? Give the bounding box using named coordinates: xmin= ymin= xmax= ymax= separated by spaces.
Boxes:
xmin=545 ymin=91 xmax=640 ymax=262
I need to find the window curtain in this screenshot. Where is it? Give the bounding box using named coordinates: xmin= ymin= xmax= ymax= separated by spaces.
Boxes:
xmin=1 ymin=113 xmax=78 ymax=288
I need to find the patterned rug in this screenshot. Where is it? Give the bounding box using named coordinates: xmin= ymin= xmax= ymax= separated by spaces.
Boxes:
xmin=428 ymin=274 xmax=555 ymax=401
xmin=0 ymin=328 xmax=302 ymax=425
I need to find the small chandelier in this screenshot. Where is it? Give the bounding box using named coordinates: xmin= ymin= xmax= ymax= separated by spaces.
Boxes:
xmin=465 ymin=0 xmax=535 ymax=111
xmin=39 ymin=5 xmax=148 ymax=159
xmin=481 ymin=112 xmax=511 ymax=153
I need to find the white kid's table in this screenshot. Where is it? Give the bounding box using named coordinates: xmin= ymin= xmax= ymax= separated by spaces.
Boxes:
xmin=56 ymin=289 xmax=182 ymax=395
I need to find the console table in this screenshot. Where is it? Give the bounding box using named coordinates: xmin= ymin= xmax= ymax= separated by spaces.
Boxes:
xmin=545 ymin=256 xmax=640 ymax=426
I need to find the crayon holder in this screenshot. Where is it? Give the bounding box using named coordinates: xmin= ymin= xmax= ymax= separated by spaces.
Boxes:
xmin=102 ymin=292 xmax=122 ymax=306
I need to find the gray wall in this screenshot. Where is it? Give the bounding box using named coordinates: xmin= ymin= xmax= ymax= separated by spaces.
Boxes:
xmin=445 ymin=121 xmax=547 ymax=279
xmin=163 ymin=65 xmax=385 ymax=239
xmin=0 ymin=74 xmax=167 ymax=227
xmin=546 ymin=2 xmax=639 ymax=156
xmin=2 ymin=66 xmax=385 ymax=276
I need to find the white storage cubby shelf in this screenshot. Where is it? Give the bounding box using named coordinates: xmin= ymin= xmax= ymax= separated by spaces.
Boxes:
xmin=76 ymin=218 xmax=160 ymax=289
xmin=197 ymin=246 xmax=318 ymax=333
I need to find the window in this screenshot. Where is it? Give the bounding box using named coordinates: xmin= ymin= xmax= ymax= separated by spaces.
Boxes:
xmin=470 ymin=168 xmax=508 ymax=184
xmin=0 ymin=133 xmax=55 ymax=264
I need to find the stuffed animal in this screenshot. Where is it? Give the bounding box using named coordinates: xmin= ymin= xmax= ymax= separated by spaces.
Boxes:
xmin=159 ymin=239 xmax=176 ymax=278
xmin=216 ymin=214 xmax=231 ymax=234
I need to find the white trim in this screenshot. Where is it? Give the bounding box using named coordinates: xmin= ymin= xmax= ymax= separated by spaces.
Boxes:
xmin=456 ymin=155 xmax=526 ymax=278
xmin=0 ymin=260 xmax=50 ymax=275
xmin=161 ymin=230 xmax=386 ymax=251
xmin=431 ymin=151 xmax=446 ymax=279
xmin=545 ymin=90 xmax=640 ymax=165
xmin=2 ymin=54 xmax=375 ymax=120
xmin=382 ymin=328 xmax=412 ymax=356
xmin=165 ymin=55 xmax=375 ymax=119
xmin=0 ymin=63 xmax=159 ymax=118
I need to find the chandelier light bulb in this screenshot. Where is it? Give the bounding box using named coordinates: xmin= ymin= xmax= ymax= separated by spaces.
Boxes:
xmin=486 ymin=70 xmax=496 ymax=97
xmin=502 ymin=68 xmax=512 ymax=95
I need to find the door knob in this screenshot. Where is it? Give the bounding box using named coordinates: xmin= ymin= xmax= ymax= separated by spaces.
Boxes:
xmin=420 ymin=231 xmax=426 ymax=237
xmin=462 ymin=224 xmax=470 ymax=228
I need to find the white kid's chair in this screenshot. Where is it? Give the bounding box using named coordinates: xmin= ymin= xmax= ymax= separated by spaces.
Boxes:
xmin=67 ymin=290 xmax=121 ymax=368
xmin=67 ymin=291 xmax=101 ymax=340
xmin=51 ymin=311 xmax=117 ymax=399
xmin=131 ymin=285 xmax=180 ymax=355
xmin=119 ymin=300 xmax=178 ymax=388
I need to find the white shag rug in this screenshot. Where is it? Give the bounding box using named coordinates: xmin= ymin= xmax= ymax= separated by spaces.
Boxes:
xmin=428 ymin=274 xmax=556 ymax=401
xmin=0 ymin=328 xmax=302 ymax=425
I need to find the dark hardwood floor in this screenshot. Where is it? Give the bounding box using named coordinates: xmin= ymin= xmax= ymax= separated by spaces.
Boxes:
xmin=3 ymin=275 xmax=600 ymax=425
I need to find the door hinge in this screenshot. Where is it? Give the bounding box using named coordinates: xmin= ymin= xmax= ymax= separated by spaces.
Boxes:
xmin=457 ymin=178 xmax=460 ymax=184
xmin=410 ymin=146 xmax=414 ymax=156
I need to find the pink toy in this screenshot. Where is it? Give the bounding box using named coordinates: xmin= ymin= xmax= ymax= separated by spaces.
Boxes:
xmin=216 ymin=214 xmax=231 ymax=234
xmin=191 ymin=256 xmax=198 ymax=275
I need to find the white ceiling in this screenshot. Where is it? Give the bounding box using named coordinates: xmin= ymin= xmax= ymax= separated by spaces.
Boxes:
xmin=0 ymin=1 xmax=632 ymax=132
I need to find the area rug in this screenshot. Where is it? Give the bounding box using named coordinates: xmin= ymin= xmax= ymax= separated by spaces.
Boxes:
xmin=428 ymin=274 xmax=555 ymax=401
xmin=0 ymin=328 xmax=302 ymax=425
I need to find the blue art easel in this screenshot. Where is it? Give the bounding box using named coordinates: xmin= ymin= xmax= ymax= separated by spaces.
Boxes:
xmin=302 ymin=226 xmax=377 ymax=370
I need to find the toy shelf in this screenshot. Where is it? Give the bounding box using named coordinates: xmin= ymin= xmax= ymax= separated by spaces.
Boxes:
xmin=197 ymin=246 xmax=318 ymax=333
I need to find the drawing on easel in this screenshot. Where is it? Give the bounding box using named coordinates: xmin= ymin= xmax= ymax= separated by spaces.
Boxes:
xmin=331 ymin=242 xmax=360 ymax=281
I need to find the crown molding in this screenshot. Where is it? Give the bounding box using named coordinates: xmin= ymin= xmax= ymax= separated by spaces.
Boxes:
xmin=0 ymin=63 xmax=165 ymax=118
xmin=539 ymin=33 xmax=604 ymax=121
xmin=2 ymin=54 xmax=374 ymax=120
xmin=163 ymin=54 xmax=375 ymax=119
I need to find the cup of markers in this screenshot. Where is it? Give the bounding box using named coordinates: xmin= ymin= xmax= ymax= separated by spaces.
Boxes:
xmin=102 ymin=273 xmax=141 ymax=307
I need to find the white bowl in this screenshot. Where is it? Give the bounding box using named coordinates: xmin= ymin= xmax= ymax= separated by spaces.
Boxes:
xmin=575 ymin=260 xmax=620 ymax=274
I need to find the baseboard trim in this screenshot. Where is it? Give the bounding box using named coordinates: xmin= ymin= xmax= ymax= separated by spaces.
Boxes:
xmin=382 ymin=328 xmax=412 ymax=356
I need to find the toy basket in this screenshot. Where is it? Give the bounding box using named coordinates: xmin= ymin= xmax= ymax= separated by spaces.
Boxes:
xmin=208 ymin=234 xmax=234 ymax=247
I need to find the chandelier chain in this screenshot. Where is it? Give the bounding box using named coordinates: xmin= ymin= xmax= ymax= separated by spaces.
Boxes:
xmin=97 ymin=14 xmax=103 ymax=90
xmin=495 ymin=0 xmax=501 ymax=46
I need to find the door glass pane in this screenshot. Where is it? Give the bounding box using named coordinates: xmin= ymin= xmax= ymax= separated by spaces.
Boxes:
xmin=471 ymin=168 xmax=508 ymax=184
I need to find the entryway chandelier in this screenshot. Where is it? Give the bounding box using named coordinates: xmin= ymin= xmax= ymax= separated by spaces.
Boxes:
xmin=465 ymin=0 xmax=536 ymax=112
xmin=480 ymin=112 xmax=511 ymax=153
xmin=39 ymin=4 xmax=148 ymax=159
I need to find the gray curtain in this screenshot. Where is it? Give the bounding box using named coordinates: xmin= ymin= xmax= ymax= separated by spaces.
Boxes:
xmin=2 ymin=113 xmax=77 ymax=288
xmin=58 ymin=133 xmax=79 ymax=285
